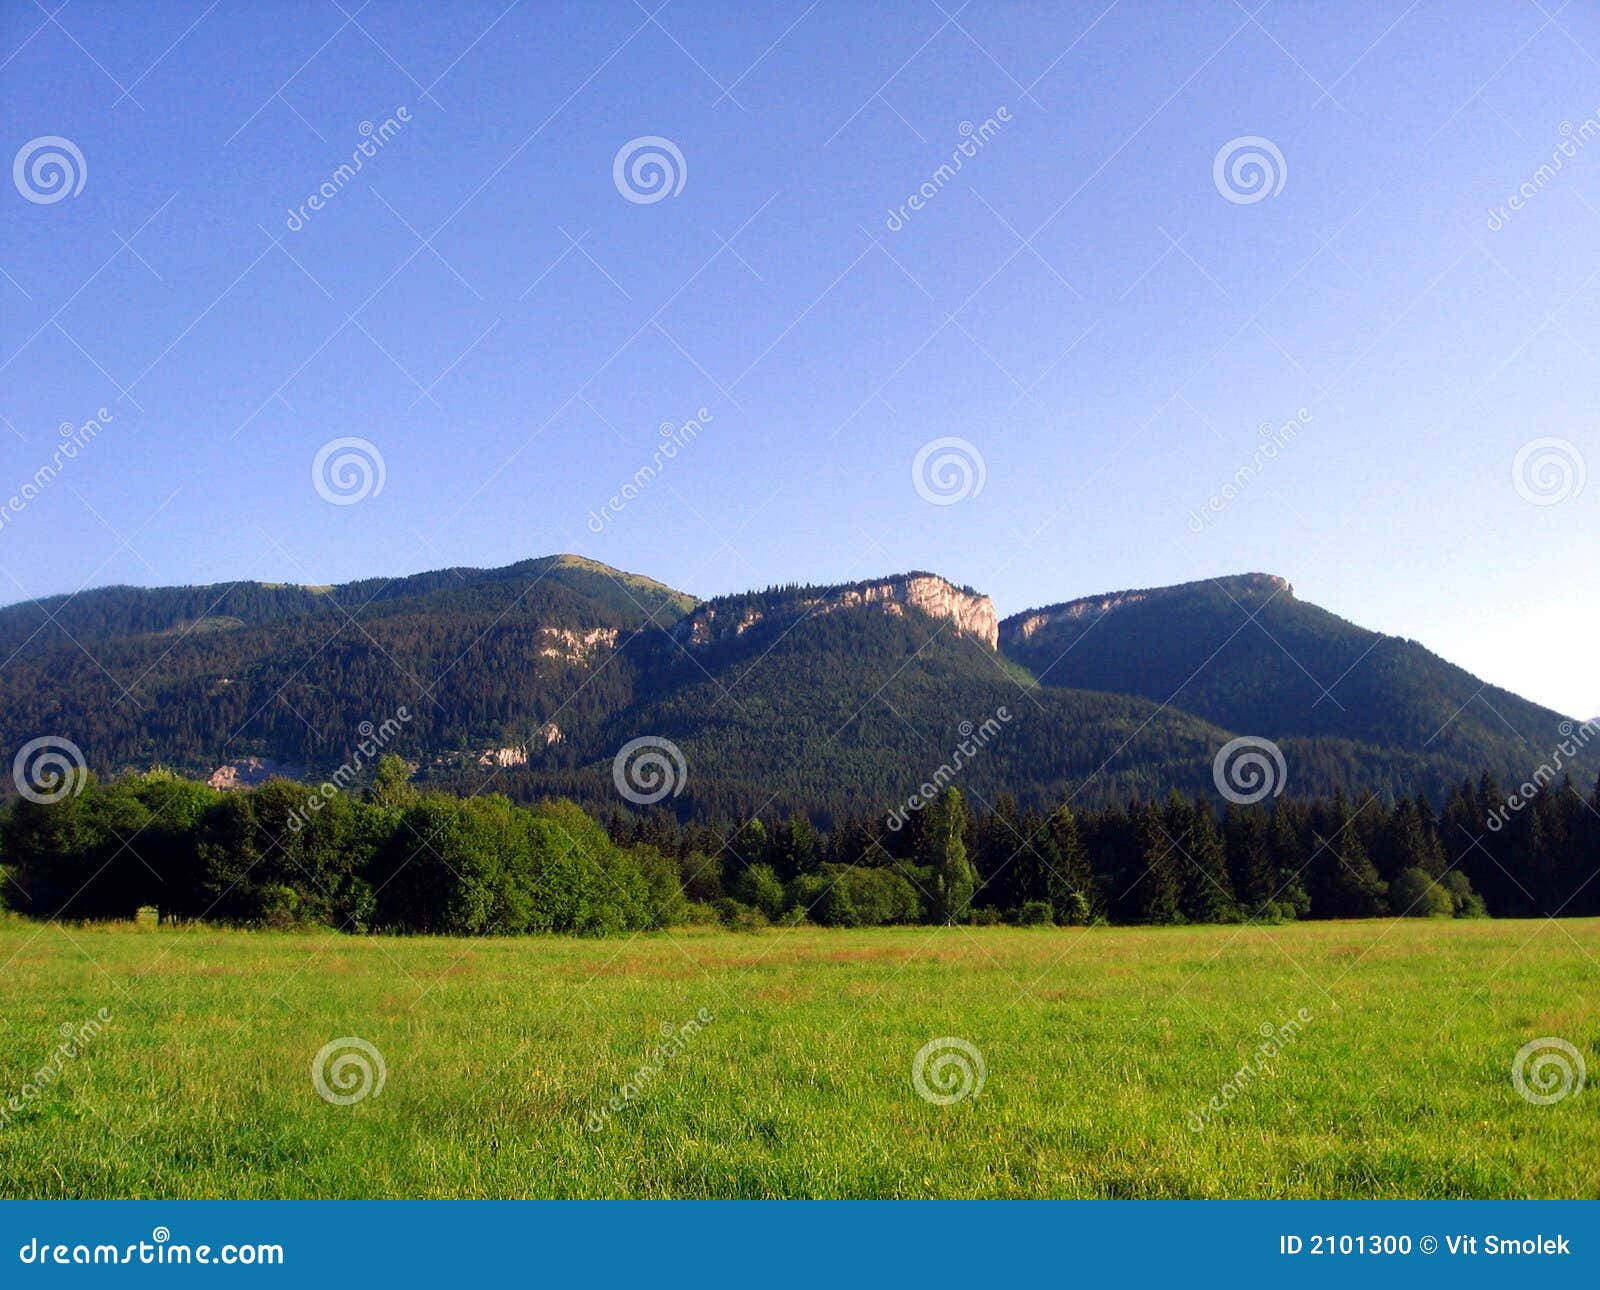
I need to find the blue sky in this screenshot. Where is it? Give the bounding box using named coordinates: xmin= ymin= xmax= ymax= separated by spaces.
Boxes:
xmin=1 ymin=0 xmax=1596 ymax=718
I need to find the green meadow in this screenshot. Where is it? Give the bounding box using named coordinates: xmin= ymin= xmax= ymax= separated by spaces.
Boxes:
xmin=0 ymin=917 xmax=1594 ymax=1199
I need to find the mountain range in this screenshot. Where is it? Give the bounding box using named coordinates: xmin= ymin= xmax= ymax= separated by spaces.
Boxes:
xmin=0 ymin=555 xmax=1585 ymax=822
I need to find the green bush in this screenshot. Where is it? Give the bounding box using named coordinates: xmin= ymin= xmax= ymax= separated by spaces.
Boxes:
xmin=735 ymin=864 xmax=786 ymax=919
xmin=1389 ymin=867 xmax=1454 ymax=918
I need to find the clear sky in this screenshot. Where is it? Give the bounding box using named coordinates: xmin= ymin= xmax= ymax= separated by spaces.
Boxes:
xmin=1 ymin=1 xmax=1595 ymax=718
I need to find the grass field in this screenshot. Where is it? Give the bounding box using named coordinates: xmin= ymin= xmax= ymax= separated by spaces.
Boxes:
xmin=0 ymin=915 xmax=1595 ymax=1199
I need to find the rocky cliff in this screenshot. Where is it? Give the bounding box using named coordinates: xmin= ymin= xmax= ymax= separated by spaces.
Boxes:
xmin=676 ymin=573 xmax=999 ymax=651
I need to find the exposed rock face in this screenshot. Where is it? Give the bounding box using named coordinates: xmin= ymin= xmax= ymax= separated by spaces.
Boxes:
xmin=831 ymin=576 xmax=998 ymax=649
xmin=536 ymin=721 xmax=563 ymax=747
xmin=675 ymin=574 xmax=998 ymax=651
xmin=206 ymin=757 xmax=299 ymax=790
xmin=1002 ymin=591 xmax=1152 ymax=648
xmin=673 ymin=605 xmax=765 ymax=647
xmin=478 ymin=746 xmax=528 ymax=768
xmin=537 ymin=626 xmax=618 ymax=661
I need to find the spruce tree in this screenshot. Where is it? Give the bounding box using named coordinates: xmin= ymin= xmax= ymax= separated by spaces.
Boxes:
xmin=1173 ymin=796 xmax=1238 ymax=923
xmin=1223 ymin=805 xmax=1277 ymax=920
xmin=1041 ymin=804 xmax=1098 ymax=923
xmin=1128 ymin=799 xmax=1182 ymax=924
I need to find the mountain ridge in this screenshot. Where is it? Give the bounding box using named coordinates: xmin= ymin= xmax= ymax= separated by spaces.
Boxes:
xmin=0 ymin=555 xmax=1587 ymax=818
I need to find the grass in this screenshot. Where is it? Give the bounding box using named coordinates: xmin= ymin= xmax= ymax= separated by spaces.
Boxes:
xmin=0 ymin=916 xmax=1595 ymax=1199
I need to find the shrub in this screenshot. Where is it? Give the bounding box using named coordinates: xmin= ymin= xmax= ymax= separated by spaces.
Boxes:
xmin=1017 ymin=900 xmax=1053 ymax=926
xmin=735 ymin=864 xmax=786 ymax=919
xmin=1389 ymin=867 xmax=1454 ymax=918
xmin=842 ymin=867 xmax=921 ymax=925
xmin=816 ymin=881 xmax=861 ymax=927
xmin=1442 ymin=870 xmax=1487 ymax=918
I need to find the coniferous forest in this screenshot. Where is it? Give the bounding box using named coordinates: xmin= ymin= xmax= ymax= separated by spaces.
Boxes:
xmin=4 ymin=759 xmax=1595 ymax=933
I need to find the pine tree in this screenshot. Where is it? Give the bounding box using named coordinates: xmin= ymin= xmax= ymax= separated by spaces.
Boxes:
xmin=1266 ymin=805 xmax=1312 ymax=919
xmin=1041 ymin=805 xmax=1098 ymax=923
xmin=1128 ymin=799 xmax=1182 ymax=925
xmin=1171 ymin=796 xmax=1238 ymax=923
xmin=1306 ymin=794 xmax=1387 ymax=918
xmin=1223 ymin=805 xmax=1277 ymax=920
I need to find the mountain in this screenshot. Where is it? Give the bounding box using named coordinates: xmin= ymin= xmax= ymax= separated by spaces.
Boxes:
xmin=0 ymin=559 xmax=1586 ymax=821
xmin=998 ymin=573 xmax=1578 ymax=792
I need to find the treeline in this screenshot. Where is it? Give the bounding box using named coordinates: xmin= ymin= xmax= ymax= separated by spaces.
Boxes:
xmin=607 ymin=770 xmax=1600 ymax=926
xmin=5 ymin=761 xmax=1593 ymax=933
xmin=0 ymin=762 xmax=681 ymax=935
